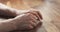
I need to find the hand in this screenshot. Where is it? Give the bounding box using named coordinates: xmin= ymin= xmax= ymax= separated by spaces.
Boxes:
xmin=12 ymin=11 xmax=42 ymax=30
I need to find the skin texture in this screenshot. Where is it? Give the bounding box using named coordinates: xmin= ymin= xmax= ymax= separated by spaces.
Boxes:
xmin=0 ymin=3 xmax=42 ymax=32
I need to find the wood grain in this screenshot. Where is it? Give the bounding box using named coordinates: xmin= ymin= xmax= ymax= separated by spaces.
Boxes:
xmin=33 ymin=0 xmax=60 ymax=32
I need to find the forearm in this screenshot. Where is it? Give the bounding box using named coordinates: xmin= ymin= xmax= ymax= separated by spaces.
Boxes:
xmin=0 ymin=3 xmax=28 ymax=16
xmin=0 ymin=14 xmax=26 ymax=31
xmin=0 ymin=4 xmax=17 ymax=31
xmin=0 ymin=19 xmax=17 ymax=31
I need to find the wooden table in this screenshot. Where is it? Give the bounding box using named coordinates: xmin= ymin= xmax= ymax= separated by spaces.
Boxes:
xmin=34 ymin=0 xmax=60 ymax=32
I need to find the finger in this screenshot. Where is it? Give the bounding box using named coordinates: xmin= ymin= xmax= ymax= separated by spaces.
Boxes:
xmin=29 ymin=21 xmax=36 ymax=27
xmin=27 ymin=11 xmax=43 ymax=20
xmin=29 ymin=9 xmax=43 ymax=20
xmin=29 ymin=15 xmax=40 ymax=26
xmin=35 ymin=11 xmax=43 ymax=19
xmin=26 ymin=12 xmax=40 ymax=21
xmin=29 ymin=13 xmax=38 ymax=20
xmin=28 ymin=13 xmax=40 ymax=23
xmin=26 ymin=24 xmax=33 ymax=30
xmin=30 ymin=19 xmax=40 ymax=26
xmin=31 ymin=11 xmax=42 ymax=20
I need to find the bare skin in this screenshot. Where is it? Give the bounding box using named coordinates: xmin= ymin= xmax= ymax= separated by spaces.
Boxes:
xmin=0 ymin=3 xmax=42 ymax=32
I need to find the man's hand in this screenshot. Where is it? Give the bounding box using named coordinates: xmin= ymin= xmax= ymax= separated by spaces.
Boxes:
xmin=12 ymin=11 xmax=42 ymax=30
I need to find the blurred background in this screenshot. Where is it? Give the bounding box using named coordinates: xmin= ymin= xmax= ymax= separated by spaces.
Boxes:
xmin=0 ymin=0 xmax=43 ymax=10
